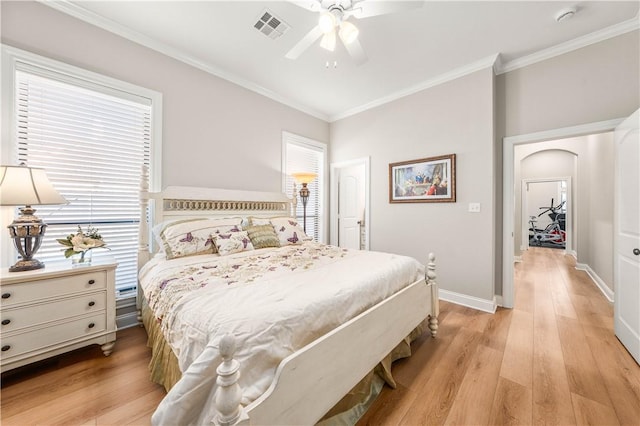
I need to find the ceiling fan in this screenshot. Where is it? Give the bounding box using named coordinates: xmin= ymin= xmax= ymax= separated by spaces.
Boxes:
xmin=285 ymin=0 xmax=424 ymax=65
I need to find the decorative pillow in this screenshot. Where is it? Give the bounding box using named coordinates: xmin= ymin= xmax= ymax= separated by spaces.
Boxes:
xmin=269 ymin=217 xmax=313 ymax=246
xmin=214 ymin=231 xmax=254 ymax=256
xmin=244 ymin=225 xmax=280 ymax=249
xmin=248 ymin=216 xmax=274 ymax=226
xmin=157 ymin=218 xmax=242 ymax=259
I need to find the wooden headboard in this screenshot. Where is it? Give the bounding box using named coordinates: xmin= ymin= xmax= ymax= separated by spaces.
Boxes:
xmin=137 ymin=172 xmax=296 ymax=267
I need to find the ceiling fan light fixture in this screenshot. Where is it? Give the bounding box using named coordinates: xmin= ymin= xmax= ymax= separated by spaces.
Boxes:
xmin=320 ymin=30 xmax=336 ymax=51
xmin=318 ymin=11 xmax=336 ymax=33
xmin=339 ymin=20 xmax=359 ymax=44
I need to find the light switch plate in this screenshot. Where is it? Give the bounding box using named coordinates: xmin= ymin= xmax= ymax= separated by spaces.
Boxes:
xmin=469 ymin=202 xmax=481 ymax=213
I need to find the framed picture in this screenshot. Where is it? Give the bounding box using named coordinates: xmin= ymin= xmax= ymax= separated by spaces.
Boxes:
xmin=389 ymin=154 xmax=456 ymax=203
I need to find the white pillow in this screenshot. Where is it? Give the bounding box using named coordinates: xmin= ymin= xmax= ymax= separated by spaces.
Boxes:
xmin=156 ymin=217 xmax=242 ymax=259
xmin=214 ymin=231 xmax=255 ymax=256
xmin=269 ymin=217 xmax=313 ymax=246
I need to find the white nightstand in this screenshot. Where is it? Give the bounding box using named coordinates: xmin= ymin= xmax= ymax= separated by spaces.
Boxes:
xmin=0 ymin=257 xmax=118 ymax=373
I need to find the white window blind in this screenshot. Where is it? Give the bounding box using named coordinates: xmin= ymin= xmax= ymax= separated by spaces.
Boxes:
xmin=15 ymin=69 xmax=151 ymax=298
xmin=283 ymin=133 xmax=325 ymax=242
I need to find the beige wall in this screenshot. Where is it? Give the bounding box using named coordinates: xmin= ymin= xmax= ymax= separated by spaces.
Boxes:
xmin=331 ymin=68 xmax=496 ymax=302
xmin=498 ymin=31 xmax=640 ymax=138
xmin=587 ymin=133 xmax=615 ymax=290
xmin=0 ymin=1 xmax=329 ymax=192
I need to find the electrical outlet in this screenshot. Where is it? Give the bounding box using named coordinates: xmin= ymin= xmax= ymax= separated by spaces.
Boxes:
xmin=468 ymin=203 xmax=481 ymax=213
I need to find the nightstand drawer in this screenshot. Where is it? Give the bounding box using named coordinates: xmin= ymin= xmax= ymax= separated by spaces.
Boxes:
xmin=0 ymin=292 xmax=106 ymax=333
xmin=0 ymin=271 xmax=106 ymax=307
xmin=0 ymin=313 xmax=107 ymax=360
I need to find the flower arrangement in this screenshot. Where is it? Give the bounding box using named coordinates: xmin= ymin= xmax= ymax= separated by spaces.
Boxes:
xmin=57 ymin=225 xmax=108 ymax=261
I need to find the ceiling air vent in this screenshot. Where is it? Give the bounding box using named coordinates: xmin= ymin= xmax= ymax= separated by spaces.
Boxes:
xmin=254 ymin=9 xmax=289 ymax=40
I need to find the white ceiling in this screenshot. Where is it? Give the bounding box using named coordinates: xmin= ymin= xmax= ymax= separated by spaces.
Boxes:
xmin=49 ymin=1 xmax=639 ymax=121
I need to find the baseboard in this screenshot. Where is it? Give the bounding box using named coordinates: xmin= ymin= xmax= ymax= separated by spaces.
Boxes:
xmin=568 ymin=250 xmax=577 ymax=259
xmin=495 ymin=295 xmax=504 ymax=307
xmin=514 ymin=255 xmax=523 ymax=263
xmin=116 ymin=295 xmax=141 ymax=329
xmin=439 ymin=289 xmax=497 ymax=313
xmin=574 ymin=263 xmax=614 ymax=303
xmin=116 ymin=311 xmax=141 ymax=329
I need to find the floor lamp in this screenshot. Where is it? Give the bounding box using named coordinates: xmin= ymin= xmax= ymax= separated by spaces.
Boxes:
xmin=0 ymin=165 xmax=68 ymax=271
xmin=291 ymin=172 xmax=317 ymax=234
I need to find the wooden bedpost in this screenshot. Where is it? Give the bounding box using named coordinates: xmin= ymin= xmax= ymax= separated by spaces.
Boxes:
xmin=426 ymin=253 xmax=439 ymax=338
xmin=292 ymin=182 xmax=298 ymax=217
xmin=214 ymin=335 xmax=249 ymax=426
xmin=137 ymin=165 xmax=150 ymax=324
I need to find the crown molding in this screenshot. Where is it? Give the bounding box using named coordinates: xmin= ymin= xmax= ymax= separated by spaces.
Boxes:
xmin=497 ymin=17 xmax=640 ymax=75
xmin=38 ymin=1 xmax=638 ymax=123
xmin=39 ymin=0 xmax=329 ymax=122
xmin=329 ymin=54 xmax=500 ymax=122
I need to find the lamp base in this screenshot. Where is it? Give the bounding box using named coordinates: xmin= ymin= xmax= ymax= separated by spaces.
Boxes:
xmin=7 ymin=205 xmax=48 ymax=273
xmin=9 ymin=258 xmax=45 ymax=272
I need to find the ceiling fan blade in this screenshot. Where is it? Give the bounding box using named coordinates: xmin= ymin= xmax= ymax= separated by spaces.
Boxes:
xmin=341 ymin=36 xmax=368 ymax=66
xmin=287 ymin=0 xmax=322 ymax=13
xmin=348 ymin=0 xmax=424 ymax=19
xmin=285 ymin=25 xmax=324 ymax=60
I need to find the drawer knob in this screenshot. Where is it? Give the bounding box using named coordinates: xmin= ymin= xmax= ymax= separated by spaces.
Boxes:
xmin=1 ymin=293 xmax=11 ymax=299
xmin=88 ymin=301 xmax=95 ymax=307
xmin=1 ymin=319 xmax=10 ymax=326
xmin=1 ymin=345 xmax=10 ymax=352
xmin=88 ymin=322 xmax=95 ymax=329
xmin=88 ymin=279 xmax=96 ymax=285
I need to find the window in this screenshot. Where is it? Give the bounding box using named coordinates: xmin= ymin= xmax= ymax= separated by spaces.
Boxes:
xmin=282 ymin=132 xmax=326 ymax=243
xmin=2 ymin=46 xmax=161 ymax=299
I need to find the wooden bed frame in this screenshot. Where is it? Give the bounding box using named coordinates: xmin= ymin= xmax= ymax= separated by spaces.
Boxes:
xmin=137 ymin=171 xmax=439 ymax=426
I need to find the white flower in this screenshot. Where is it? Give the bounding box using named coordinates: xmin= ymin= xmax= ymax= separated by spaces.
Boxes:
xmin=71 ymin=235 xmax=106 ymax=252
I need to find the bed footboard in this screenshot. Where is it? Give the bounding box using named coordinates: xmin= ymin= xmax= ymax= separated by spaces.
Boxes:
xmin=213 ymin=253 xmax=439 ymax=426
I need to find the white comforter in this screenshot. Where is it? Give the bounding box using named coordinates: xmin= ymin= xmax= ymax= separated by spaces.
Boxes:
xmin=140 ymin=242 xmax=424 ymax=425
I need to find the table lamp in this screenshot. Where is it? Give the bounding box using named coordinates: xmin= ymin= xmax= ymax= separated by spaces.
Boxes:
xmin=291 ymin=172 xmax=317 ymax=233
xmin=0 ymin=165 xmax=68 ymax=272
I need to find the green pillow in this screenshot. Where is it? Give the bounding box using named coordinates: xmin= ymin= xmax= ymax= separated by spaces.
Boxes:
xmin=245 ymin=224 xmax=281 ymax=249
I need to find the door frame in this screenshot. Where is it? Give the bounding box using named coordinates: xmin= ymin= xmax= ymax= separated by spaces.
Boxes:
xmin=521 ymin=177 xmax=572 ymax=254
xmin=330 ymin=157 xmax=370 ymax=250
xmin=502 ymin=118 xmax=623 ymax=308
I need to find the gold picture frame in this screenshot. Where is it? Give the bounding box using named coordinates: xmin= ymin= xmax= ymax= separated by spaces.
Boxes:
xmin=389 ymin=154 xmax=456 ymax=203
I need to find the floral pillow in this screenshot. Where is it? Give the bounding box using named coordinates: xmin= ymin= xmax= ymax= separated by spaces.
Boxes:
xmin=157 ymin=218 xmax=242 ymax=259
xmin=269 ymin=217 xmax=312 ymax=246
xmin=214 ymin=231 xmax=254 ymax=256
xmin=244 ymin=224 xmax=280 ymax=249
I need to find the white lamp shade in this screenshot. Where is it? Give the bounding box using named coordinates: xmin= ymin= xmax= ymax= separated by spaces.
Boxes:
xmin=0 ymin=165 xmax=68 ymax=206
xmin=339 ymin=20 xmax=359 ymax=44
xmin=320 ymin=30 xmax=337 ymax=52
xmin=291 ymin=172 xmax=318 ymax=185
xmin=318 ymin=11 xmax=336 ymax=34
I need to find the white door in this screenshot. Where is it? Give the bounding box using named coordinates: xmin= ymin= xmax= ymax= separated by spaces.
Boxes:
xmin=337 ymin=164 xmax=365 ymax=250
xmin=614 ymin=109 xmax=640 ymax=364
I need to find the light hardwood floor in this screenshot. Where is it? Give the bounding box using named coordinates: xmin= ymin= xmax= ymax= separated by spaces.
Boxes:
xmin=358 ymin=248 xmax=640 ymax=425
xmin=2 ymin=247 xmax=638 ymax=425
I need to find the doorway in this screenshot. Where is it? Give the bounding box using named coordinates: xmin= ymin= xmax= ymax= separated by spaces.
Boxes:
xmin=502 ymin=118 xmax=622 ymax=308
xmin=330 ymin=157 xmax=370 ymax=250
xmin=522 ymin=177 xmax=571 ymax=253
